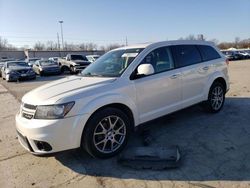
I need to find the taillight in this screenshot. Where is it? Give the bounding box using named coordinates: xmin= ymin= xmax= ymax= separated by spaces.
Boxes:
xmin=226 ymin=59 xmax=229 ymax=65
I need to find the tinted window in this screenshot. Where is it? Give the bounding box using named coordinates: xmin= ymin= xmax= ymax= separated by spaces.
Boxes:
xmin=141 ymin=47 xmax=174 ymax=73
xmin=171 ymin=45 xmax=202 ymax=67
xmin=198 ymin=45 xmax=221 ymax=61
xmin=7 ymin=62 xmax=27 ymax=68
xmin=71 ymin=55 xmax=88 ymax=61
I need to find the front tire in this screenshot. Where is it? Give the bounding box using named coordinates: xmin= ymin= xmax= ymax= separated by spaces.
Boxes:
xmin=81 ymin=107 xmax=131 ymax=158
xmin=203 ymin=82 xmax=225 ymax=113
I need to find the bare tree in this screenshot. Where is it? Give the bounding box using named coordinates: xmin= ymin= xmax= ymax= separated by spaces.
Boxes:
xmin=99 ymin=45 xmax=106 ymax=51
xmin=0 ymin=36 xmax=9 ymax=50
xmin=105 ymin=43 xmax=124 ymax=51
xmin=209 ymin=38 xmax=219 ymax=45
xmin=86 ymin=43 xmax=97 ymax=51
xmin=46 ymin=41 xmax=58 ymax=50
xmin=33 ymin=41 xmax=45 ymax=50
xmin=234 ymin=37 xmax=240 ymax=48
xmin=79 ymin=43 xmax=86 ymax=50
xmin=64 ymin=42 xmax=78 ymax=50
xmin=185 ymin=34 xmax=197 ymax=40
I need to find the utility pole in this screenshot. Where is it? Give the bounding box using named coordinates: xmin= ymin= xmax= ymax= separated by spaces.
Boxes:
xmin=59 ymin=21 xmax=64 ymax=50
xmin=125 ymin=36 xmax=128 ymax=46
xmin=57 ymin=32 xmax=60 ymax=50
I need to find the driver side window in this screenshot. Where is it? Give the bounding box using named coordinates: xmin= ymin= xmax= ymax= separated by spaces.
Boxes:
xmin=141 ymin=46 xmax=174 ymax=74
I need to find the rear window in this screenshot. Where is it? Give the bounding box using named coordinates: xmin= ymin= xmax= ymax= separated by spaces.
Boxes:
xmin=198 ymin=45 xmax=221 ymax=61
xmin=171 ymin=45 xmax=202 ymax=67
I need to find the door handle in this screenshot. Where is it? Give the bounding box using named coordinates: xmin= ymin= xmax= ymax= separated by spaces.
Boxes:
xmin=170 ymin=74 xmax=180 ymax=79
xmin=202 ymin=66 xmax=209 ymax=71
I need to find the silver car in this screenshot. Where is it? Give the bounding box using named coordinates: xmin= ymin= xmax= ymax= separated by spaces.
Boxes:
xmin=1 ymin=61 xmax=36 ymax=82
xmin=32 ymin=60 xmax=61 ymax=76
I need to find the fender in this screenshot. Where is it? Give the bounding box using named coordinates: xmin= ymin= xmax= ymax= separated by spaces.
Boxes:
xmin=80 ymin=93 xmax=139 ymax=127
xmin=203 ymin=71 xmax=228 ymax=100
xmin=68 ymin=93 xmax=139 ymax=148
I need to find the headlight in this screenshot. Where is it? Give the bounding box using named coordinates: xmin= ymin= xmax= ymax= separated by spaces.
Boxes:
xmin=6 ymin=70 xmax=16 ymax=74
xmin=34 ymin=102 xmax=75 ymax=119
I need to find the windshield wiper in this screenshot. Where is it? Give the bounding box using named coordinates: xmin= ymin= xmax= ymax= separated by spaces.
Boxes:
xmin=82 ymin=72 xmax=104 ymax=77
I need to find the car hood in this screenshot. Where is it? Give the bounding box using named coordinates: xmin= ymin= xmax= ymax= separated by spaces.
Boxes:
xmin=8 ymin=66 xmax=31 ymax=71
xmin=22 ymin=76 xmax=116 ymax=105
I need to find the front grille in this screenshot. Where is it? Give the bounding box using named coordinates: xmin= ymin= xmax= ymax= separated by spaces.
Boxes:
xmin=21 ymin=103 xmax=36 ymax=119
xmin=75 ymin=65 xmax=87 ymax=70
xmin=23 ymin=103 xmax=36 ymax=110
xmin=17 ymin=70 xmax=29 ymax=74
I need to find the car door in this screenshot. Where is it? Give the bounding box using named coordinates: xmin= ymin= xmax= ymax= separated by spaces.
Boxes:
xmin=132 ymin=46 xmax=182 ymax=124
xmin=171 ymin=45 xmax=209 ymax=107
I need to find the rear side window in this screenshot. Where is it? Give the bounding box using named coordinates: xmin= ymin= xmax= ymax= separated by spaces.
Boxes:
xmin=198 ymin=45 xmax=221 ymax=61
xmin=171 ymin=45 xmax=202 ymax=68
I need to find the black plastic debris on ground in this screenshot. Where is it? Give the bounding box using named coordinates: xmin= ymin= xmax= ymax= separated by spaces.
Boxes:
xmin=118 ymin=146 xmax=181 ymax=170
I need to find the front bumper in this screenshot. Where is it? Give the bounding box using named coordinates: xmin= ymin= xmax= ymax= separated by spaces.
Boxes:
xmin=15 ymin=113 xmax=88 ymax=154
xmin=7 ymin=73 xmax=36 ymax=81
xmin=73 ymin=65 xmax=88 ymax=72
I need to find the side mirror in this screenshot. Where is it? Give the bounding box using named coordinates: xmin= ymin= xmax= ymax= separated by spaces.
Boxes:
xmin=137 ymin=64 xmax=155 ymax=76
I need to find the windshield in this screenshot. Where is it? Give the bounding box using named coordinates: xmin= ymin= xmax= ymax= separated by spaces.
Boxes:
xmin=40 ymin=60 xmax=57 ymax=66
xmin=81 ymin=48 xmax=143 ymax=77
xmin=71 ymin=55 xmax=88 ymax=61
xmin=7 ymin=62 xmax=27 ymax=68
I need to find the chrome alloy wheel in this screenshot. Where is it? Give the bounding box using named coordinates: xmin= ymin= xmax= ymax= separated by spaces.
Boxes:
xmin=93 ymin=115 xmax=126 ymax=154
xmin=211 ymin=86 xmax=224 ymax=110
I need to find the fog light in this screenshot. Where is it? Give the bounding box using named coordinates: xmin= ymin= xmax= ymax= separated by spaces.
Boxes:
xmin=34 ymin=140 xmax=52 ymax=151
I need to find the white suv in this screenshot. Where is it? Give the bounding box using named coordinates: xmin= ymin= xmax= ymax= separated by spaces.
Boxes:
xmin=16 ymin=40 xmax=229 ymax=158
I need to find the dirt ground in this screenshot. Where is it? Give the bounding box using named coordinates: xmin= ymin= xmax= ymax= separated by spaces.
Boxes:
xmin=1 ymin=60 xmax=250 ymax=188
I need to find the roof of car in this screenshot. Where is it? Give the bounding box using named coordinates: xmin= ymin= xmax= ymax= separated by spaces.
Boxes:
xmin=114 ymin=40 xmax=215 ymax=51
xmin=6 ymin=61 xmax=25 ymax=63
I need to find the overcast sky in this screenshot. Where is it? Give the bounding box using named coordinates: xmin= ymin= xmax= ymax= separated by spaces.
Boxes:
xmin=0 ymin=0 xmax=250 ymax=48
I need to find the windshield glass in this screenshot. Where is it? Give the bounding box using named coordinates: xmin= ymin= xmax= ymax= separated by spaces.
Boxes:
xmin=7 ymin=62 xmax=27 ymax=68
xmin=40 ymin=60 xmax=57 ymax=66
xmin=81 ymin=48 xmax=143 ymax=77
xmin=71 ymin=55 xmax=88 ymax=61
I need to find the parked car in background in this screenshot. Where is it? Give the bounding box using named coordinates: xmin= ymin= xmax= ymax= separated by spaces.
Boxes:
xmin=32 ymin=59 xmax=61 ymax=76
xmin=0 ymin=59 xmax=17 ymax=77
xmin=239 ymin=51 xmax=250 ymax=59
xmin=222 ymin=50 xmax=247 ymax=61
xmin=58 ymin=54 xmax=91 ymax=74
xmin=86 ymin=55 xmax=100 ymax=63
xmin=2 ymin=61 xmax=36 ymax=82
xmin=26 ymin=58 xmax=41 ymax=66
xmin=16 ymin=40 xmax=229 ymax=158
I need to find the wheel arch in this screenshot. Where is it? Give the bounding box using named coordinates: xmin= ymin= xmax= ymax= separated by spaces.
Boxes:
xmin=88 ymin=103 xmax=135 ymax=128
xmin=204 ymin=73 xmax=228 ymax=100
xmin=80 ymin=102 xmax=135 ymax=154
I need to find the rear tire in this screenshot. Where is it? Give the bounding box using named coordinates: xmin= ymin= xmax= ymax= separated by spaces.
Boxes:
xmin=202 ymin=82 xmax=225 ymax=113
xmin=81 ymin=107 xmax=131 ymax=158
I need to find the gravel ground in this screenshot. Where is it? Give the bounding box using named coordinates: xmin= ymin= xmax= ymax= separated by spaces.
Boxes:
xmin=0 ymin=60 xmax=250 ymax=188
